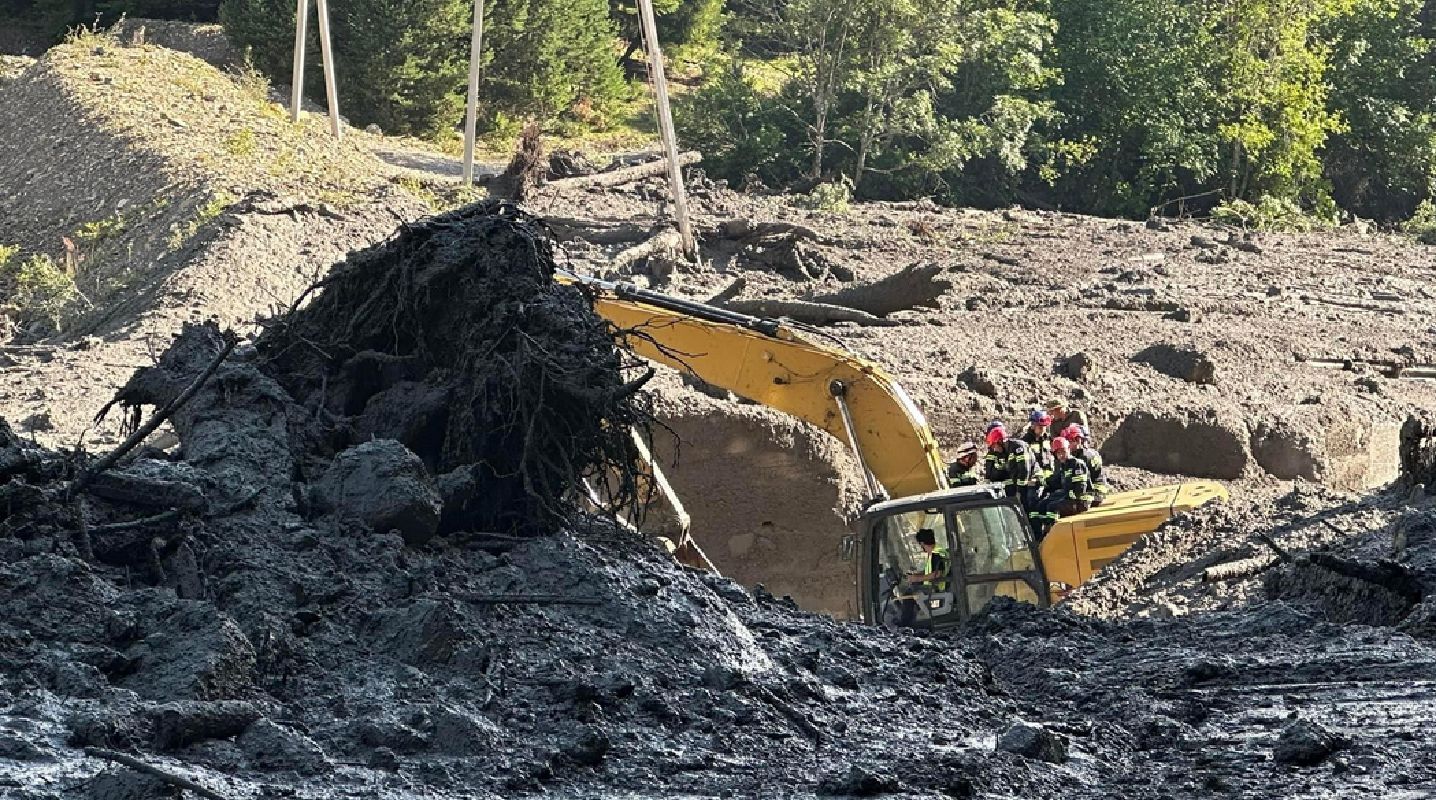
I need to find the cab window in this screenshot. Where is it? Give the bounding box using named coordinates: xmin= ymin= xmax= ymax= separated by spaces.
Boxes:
xmin=951 ymin=505 xmax=1039 ymax=612
xmin=875 ymin=509 xmax=951 ymax=579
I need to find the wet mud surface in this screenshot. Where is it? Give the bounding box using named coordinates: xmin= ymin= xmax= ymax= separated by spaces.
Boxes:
xmin=2 ymin=206 xmax=1435 ymax=798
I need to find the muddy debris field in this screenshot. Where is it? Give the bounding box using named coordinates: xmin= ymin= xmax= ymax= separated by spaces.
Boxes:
xmin=2 ymin=203 xmax=1436 ymax=799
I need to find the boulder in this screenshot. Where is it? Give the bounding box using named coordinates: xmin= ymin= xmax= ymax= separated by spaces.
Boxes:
xmin=310 ymin=439 xmax=442 ymax=545
xmin=996 ymin=721 xmax=1068 ymax=763
xmin=1272 ymin=720 xmax=1342 ymax=766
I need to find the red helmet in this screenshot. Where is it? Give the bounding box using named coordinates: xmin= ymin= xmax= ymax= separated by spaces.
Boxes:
xmin=985 ymin=428 xmax=1006 ymax=447
xmin=1051 ymin=437 xmax=1070 ymax=454
xmin=1061 ymin=424 xmax=1083 ymax=443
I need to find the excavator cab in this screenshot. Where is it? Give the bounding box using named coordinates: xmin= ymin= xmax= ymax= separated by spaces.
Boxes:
xmin=858 ymin=485 xmax=1049 ymax=629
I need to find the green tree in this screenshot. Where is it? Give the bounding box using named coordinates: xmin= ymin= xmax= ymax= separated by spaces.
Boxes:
xmin=1047 ymin=0 xmax=1222 ymax=215
xmin=329 ymin=0 xmax=469 ymax=138
xmin=845 ymin=1 xmax=1056 ymax=202
xmin=222 ymin=0 xmax=627 ymax=136
xmin=610 ymin=0 xmax=723 ymax=63
xmin=1322 ymin=0 xmax=1436 ymax=219
xmin=1210 ymin=0 xmax=1353 ymax=209
xmin=483 ymin=0 xmax=626 ymax=121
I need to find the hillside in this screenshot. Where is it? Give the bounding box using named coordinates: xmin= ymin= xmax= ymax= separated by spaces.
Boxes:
xmin=0 ymin=34 xmax=437 ymax=451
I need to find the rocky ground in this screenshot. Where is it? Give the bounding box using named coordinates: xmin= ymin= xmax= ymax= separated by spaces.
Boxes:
xmin=4 ymin=32 xmax=1436 ymax=800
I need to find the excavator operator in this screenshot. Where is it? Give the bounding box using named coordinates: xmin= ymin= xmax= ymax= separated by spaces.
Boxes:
xmin=896 ymin=528 xmax=949 ymax=626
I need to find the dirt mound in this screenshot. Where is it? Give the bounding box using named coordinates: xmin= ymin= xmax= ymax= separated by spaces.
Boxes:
xmin=255 ymin=203 xmax=653 ymax=534
xmin=648 ymin=378 xmax=865 ymax=616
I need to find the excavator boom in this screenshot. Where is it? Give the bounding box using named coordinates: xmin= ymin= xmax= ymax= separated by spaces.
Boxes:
xmin=560 ymin=272 xmax=947 ymax=500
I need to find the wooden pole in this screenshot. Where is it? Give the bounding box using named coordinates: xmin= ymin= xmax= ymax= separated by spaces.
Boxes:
xmin=462 ymin=0 xmax=485 ymax=187
xmin=314 ymin=0 xmax=342 ymax=139
xmin=289 ymin=0 xmax=308 ymax=122
xmin=635 ymin=0 xmax=695 ymax=259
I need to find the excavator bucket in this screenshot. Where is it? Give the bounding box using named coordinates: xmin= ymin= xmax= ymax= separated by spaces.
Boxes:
xmin=1039 ymin=480 xmax=1229 ymax=597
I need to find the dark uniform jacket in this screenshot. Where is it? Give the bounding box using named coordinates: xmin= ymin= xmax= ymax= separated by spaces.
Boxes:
xmin=948 ymin=461 xmax=982 ymax=487
xmin=984 ymin=439 xmax=1033 ymax=489
xmin=1043 ymin=456 xmax=1091 ymax=504
xmin=1074 ymin=445 xmax=1107 ymax=499
xmin=1022 ymin=427 xmax=1055 ymax=478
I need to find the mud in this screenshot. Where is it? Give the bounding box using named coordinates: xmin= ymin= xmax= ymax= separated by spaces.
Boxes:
xmin=3 ymin=201 xmax=1436 ymax=799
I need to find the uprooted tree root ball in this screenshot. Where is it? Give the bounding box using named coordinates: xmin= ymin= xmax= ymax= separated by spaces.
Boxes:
xmin=255 ymin=201 xmax=655 ymax=535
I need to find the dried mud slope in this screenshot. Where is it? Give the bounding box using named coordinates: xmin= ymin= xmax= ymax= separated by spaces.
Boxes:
xmin=536 ymin=186 xmax=1436 ymax=493
xmin=0 ymin=37 xmax=432 ymax=451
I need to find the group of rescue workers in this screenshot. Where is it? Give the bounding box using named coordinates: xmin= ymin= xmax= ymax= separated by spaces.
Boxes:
xmin=944 ymin=397 xmax=1110 ymax=541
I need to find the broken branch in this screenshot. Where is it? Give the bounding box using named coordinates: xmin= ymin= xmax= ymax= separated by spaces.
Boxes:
xmin=84 ymin=747 xmax=231 ymax=800
xmin=806 ymin=263 xmax=952 ymax=316
xmin=75 ymin=332 xmax=239 ymax=495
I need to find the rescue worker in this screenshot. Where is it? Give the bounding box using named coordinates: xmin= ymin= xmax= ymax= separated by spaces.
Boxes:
xmin=947 ymin=441 xmax=982 ymax=487
xmin=1045 ymin=398 xmax=1089 ymax=435
xmin=897 ymin=528 xmax=949 ymax=626
xmin=1021 ymin=407 xmax=1055 ymax=485
xmin=1033 ymin=437 xmax=1091 ymax=540
xmin=1062 ymin=423 xmax=1110 ymax=507
xmin=984 ymin=424 xmax=1036 ymax=514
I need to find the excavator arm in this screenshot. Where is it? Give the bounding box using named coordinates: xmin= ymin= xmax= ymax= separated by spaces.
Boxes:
xmin=557 ymin=271 xmax=948 ymax=500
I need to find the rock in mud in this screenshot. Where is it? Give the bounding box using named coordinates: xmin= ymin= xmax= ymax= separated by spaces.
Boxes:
xmin=817 ymin=764 xmax=899 ymax=796
xmin=1133 ymin=343 xmax=1217 ymax=385
xmin=84 ymin=768 xmax=171 ymax=800
xmin=563 ymin=727 xmax=611 ymax=766
xmin=1273 ymin=720 xmax=1342 ymax=766
xmin=309 ymin=439 xmax=442 ymax=545
xmin=238 ymin=718 xmax=329 ymax=774
xmin=996 ymin=721 xmax=1068 ymax=763
xmin=121 ymin=598 xmax=256 ymax=701
xmin=1059 ymin=351 xmax=1097 ymax=382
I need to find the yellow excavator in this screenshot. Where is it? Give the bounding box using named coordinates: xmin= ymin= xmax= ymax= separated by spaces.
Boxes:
xmin=559 ymin=270 xmax=1228 ymax=628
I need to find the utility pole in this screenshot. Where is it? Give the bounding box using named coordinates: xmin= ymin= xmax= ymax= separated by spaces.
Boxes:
xmin=314 ymin=0 xmax=342 ymax=139
xmin=462 ymin=0 xmax=486 ymax=187
xmin=290 ymin=0 xmax=342 ymax=139
xmin=289 ymin=0 xmax=308 ymax=122
xmin=635 ymin=0 xmax=695 ymax=259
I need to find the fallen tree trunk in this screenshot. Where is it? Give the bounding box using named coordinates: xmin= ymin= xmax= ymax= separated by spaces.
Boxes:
xmin=612 ymin=230 xmax=685 ymax=274
xmin=548 ymin=152 xmax=701 ymax=191
xmin=720 ymin=298 xmax=898 ymax=327
xmin=807 ymin=263 xmax=952 ymax=316
xmin=542 ymin=216 xmax=653 ymax=245
xmin=714 ymin=219 xmax=821 ymax=243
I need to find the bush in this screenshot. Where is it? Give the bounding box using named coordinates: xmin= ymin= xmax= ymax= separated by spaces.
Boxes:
xmin=1403 ymin=200 xmax=1436 ymax=245
xmin=800 ymin=177 xmax=853 ymax=213
xmin=3 ymin=254 xmax=78 ymax=332
xmin=1210 ymin=195 xmax=1337 ymax=233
